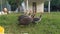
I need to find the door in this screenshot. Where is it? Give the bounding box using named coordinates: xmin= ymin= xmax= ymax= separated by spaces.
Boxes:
xmin=32 ymin=2 xmax=37 ymax=13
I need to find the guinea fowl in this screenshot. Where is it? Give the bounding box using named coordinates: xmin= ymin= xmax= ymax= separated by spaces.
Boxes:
xmin=18 ymin=15 xmax=33 ymax=25
xmin=18 ymin=10 xmax=43 ymax=25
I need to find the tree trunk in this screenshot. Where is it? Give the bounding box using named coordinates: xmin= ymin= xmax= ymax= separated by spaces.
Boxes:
xmin=16 ymin=0 xmax=20 ymax=12
xmin=18 ymin=5 xmax=20 ymax=12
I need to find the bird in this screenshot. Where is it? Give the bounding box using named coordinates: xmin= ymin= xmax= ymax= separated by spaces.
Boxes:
xmin=18 ymin=10 xmax=43 ymax=25
xmin=18 ymin=15 xmax=33 ymax=25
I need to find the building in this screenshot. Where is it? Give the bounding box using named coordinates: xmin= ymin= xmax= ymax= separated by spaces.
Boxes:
xmin=0 ymin=0 xmax=50 ymax=13
xmin=23 ymin=0 xmax=46 ymax=13
xmin=23 ymin=0 xmax=50 ymax=13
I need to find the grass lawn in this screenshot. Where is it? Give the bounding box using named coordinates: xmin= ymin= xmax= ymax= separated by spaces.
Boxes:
xmin=0 ymin=12 xmax=60 ymax=34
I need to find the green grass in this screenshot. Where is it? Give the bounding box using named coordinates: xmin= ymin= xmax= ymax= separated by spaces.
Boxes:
xmin=0 ymin=12 xmax=60 ymax=34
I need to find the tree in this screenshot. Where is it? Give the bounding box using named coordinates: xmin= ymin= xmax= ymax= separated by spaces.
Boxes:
xmin=7 ymin=0 xmax=24 ymax=11
xmin=15 ymin=0 xmax=24 ymax=12
xmin=51 ymin=0 xmax=60 ymax=11
xmin=44 ymin=0 xmax=60 ymax=11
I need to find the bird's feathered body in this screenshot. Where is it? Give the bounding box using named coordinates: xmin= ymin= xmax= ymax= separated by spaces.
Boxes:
xmin=18 ymin=10 xmax=42 ymax=25
xmin=18 ymin=15 xmax=33 ymax=25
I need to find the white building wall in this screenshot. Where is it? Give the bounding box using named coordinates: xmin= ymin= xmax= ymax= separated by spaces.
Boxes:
xmin=37 ymin=3 xmax=44 ymax=12
xmin=28 ymin=3 xmax=44 ymax=13
xmin=24 ymin=0 xmax=45 ymax=13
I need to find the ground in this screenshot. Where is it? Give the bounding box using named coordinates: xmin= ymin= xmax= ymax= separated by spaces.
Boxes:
xmin=0 ymin=12 xmax=60 ymax=34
